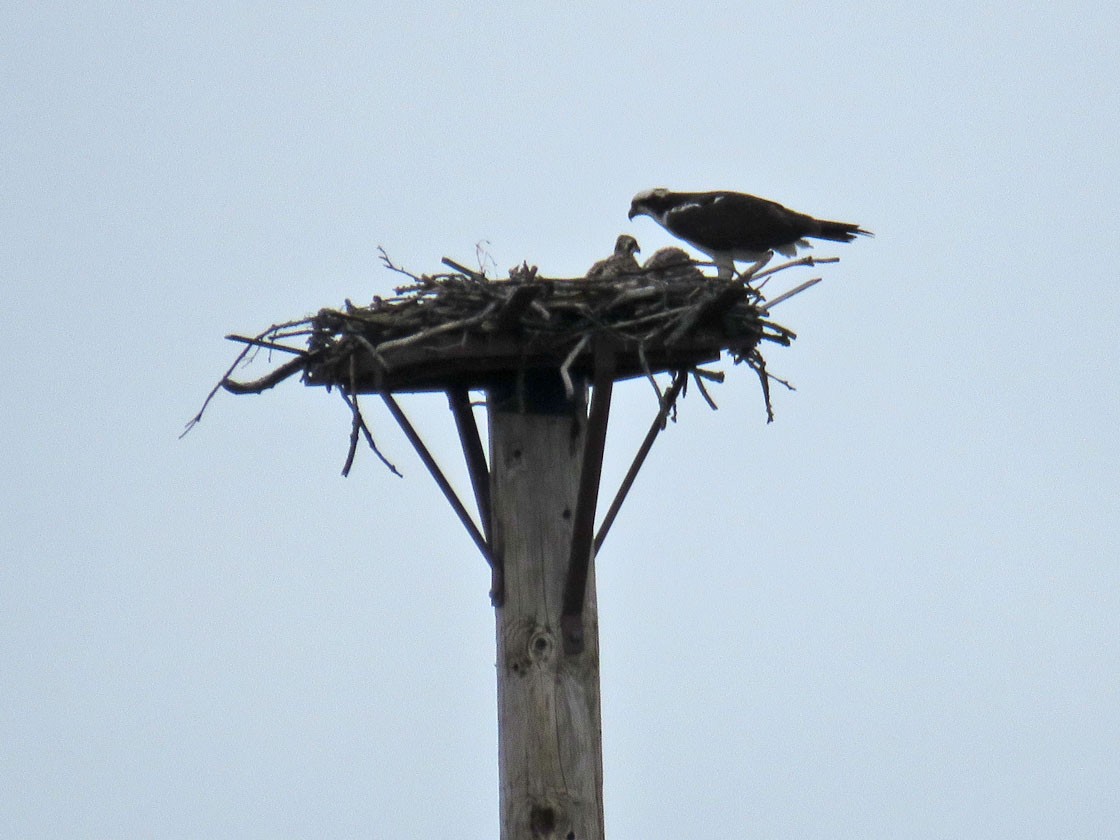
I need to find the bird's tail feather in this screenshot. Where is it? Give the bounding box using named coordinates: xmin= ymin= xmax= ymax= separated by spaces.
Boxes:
xmin=813 ymin=219 xmax=874 ymax=242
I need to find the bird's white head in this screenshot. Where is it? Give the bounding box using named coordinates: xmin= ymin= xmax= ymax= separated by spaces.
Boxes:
xmin=628 ymin=188 xmax=669 ymax=220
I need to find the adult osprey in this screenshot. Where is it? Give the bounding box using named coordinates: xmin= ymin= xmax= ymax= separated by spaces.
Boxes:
xmin=629 ymin=188 xmax=872 ymax=278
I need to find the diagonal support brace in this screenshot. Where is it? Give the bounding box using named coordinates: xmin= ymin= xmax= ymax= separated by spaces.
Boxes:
xmin=561 ymin=339 xmax=616 ymax=654
xmin=447 ymin=386 xmax=492 ymax=543
xmin=593 ymin=370 xmax=686 ymax=555
xmin=447 ymin=386 xmax=502 ymax=604
xmin=381 ymin=393 xmax=496 ymax=592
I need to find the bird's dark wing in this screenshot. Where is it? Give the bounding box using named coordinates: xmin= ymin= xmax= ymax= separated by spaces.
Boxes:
xmin=663 ymin=192 xmax=813 ymax=252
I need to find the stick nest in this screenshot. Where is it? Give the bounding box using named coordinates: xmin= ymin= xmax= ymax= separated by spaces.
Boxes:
xmin=186 ymin=249 xmax=834 ymax=473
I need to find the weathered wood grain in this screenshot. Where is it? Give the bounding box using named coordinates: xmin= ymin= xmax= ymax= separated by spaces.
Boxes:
xmin=490 ymin=393 xmax=604 ymax=840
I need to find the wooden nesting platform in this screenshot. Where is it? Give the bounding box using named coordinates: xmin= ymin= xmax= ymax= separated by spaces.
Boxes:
xmin=192 ymin=254 xmax=823 ymax=618
xmin=297 ymin=263 xmax=796 ymax=396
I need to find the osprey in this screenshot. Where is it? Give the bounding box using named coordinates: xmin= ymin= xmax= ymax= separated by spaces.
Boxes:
xmin=641 ymin=246 xmax=703 ymax=280
xmin=642 ymin=246 xmax=693 ymax=271
xmin=586 ymin=234 xmax=641 ymax=279
xmin=629 ymin=188 xmax=872 ymax=278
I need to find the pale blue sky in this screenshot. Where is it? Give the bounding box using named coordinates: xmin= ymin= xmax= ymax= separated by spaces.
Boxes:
xmin=3 ymin=3 xmax=1118 ymax=838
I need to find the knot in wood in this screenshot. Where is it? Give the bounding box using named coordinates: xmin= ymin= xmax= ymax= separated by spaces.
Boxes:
xmin=503 ymin=623 xmax=558 ymax=676
xmin=528 ymin=628 xmax=555 ymax=664
xmin=529 ymin=804 xmax=557 ymax=837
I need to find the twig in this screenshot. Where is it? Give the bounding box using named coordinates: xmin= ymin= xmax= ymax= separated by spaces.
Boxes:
xmin=339 ymin=354 xmax=401 ymax=477
xmin=225 ymin=334 xmax=308 ymax=356
xmin=342 ymin=392 xmax=361 ymax=477
xmin=370 ymin=302 xmax=500 ymax=358
xmin=182 ymin=316 xmax=323 ymax=437
xmin=605 ymin=285 xmax=663 ymax=309
xmin=608 ymin=303 xmax=695 ymax=332
xmin=637 ymin=342 xmax=663 ymax=403
xmin=338 ymin=390 xmax=402 ymax=477
xmin=749 ymin=354 xmax=775 ymax=423
xmin=348 ymin=332 xmax=382 ymax=363
xmin=475 ymin=240 xmax=497 ymax=277
xmin=759 ymin=277 xmax=823 ymax=312
xmin=378 ymin=246 xmax=421 ymax=280
xmin=664 ymin=282 xmax=747 ymax=345
xmin=441 ymin=257 xmax=486 ymax=280
xmin=752 ymin=255 xmax=839 ymax=289
xmin=268 ymin=328 xmax=316 ymax=341
xmin=736 ymin=252 xmax=774 ymax=281
xmin=691 ymin=369 xmax=719 ymax=410
xmin=342 ymin=355 xmax=361 ymax=476
xmin=220 ymin=357 xmax=306 ymax=394
xmin=765 ymin=370 xmax=796 ymax=392
xmin=744 ymin=351 xmax=794 ymax=423
xmin=692 ymin=366 xmax=725 ymax=383
xmin=560 ymin=334 xmax=591 ymax=399
xmin=180 ymin=343 xmax=253 ymax=437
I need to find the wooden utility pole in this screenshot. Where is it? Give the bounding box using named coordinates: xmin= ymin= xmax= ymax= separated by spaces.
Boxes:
xmin=212 ymin=257 xmax=808 ymax=837
xmin=489 ymin=377 xmax=605 ymax=840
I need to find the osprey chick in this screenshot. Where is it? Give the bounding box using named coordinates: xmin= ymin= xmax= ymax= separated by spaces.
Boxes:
xmin=586 ymin=234 xmax=641 ymax=279
xmin=642 ymin=246 xmax=694 ymax=271
xmin=629 ymin=188 xmax=872 ymax=279
xmin=642 ymin=246 xmax=703 ymax=280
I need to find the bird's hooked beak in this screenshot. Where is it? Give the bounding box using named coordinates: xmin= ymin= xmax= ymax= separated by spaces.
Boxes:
xmin=627 ymin=202 xmax=639 ymax=221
